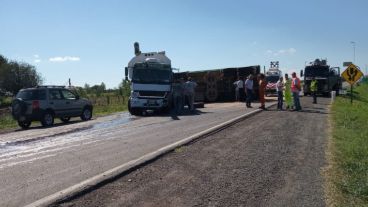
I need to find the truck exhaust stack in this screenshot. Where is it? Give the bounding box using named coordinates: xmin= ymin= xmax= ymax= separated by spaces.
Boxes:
xmin=134 ymin=42 xmax=141 ymax=56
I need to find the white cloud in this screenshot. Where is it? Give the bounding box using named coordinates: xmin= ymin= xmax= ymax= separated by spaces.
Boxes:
xmin=266 ymin=48 xmax=296 ymax=57
xmin=49 ymin=56 xmax=80 ymax=62
xmin=34 ymin=59 xmax=41 ymax=63
xmin=33 ymin=54 xmax=39 ymax=58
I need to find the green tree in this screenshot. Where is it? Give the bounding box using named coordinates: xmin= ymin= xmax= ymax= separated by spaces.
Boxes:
xmin=0 ymin=55 xmax=43 ymax=94
xmin=119 ymin=79 xmax=131 ymax=97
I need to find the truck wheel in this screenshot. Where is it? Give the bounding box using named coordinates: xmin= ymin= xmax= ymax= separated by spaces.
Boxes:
xmin=81 ymin=107 xmax=92 ymax=121
xmin=130 ymin=108 xmax=142 ymax=116
xmin=41 ymin=111 xmax=54 ymax=127
xmin=18 ymin=121 xmax=31 ymax=129
xmin=128 ymin=101 xmax=141 ymax=116
xmin=161 ymin=106 xmax=171 ymax=114
xmin=336 ymin=90 xmax=340 ymax=96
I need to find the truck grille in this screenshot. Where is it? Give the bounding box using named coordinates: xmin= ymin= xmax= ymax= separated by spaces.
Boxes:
xmin=139 ymin=91 xmax=167 ymax=97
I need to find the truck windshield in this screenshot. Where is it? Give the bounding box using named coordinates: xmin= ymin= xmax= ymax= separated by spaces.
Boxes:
xmin=132 ymin=63 xmax=172 ymax=84
xmin=266 ymin=76 xmax=279 ymax=83
xmin=305 ymin=66 xmax=329 ymax=77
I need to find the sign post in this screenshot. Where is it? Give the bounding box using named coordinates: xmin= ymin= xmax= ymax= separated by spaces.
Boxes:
xmin=341 ymin=64 xmax=364 ymax=104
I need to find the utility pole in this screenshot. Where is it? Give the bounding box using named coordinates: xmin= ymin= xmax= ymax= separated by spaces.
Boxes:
xmin=68 ymin=78 xmax=71 ymax=87
xmin=350 ymin=41 xmax=356 ymax=63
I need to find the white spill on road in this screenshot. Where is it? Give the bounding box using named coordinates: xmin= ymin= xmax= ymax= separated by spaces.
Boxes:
xmin=0 ymin=113 xmax=134 ymax=169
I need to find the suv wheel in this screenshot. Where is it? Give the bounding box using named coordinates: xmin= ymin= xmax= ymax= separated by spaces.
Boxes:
xmin=41 ymin=111 xmax=54 ymax=127
xmin=81 ymin=107 xmax=92 ymax=121
xmin=18 ymin=121 xmax=31 ymax=129
xmin=60 ymin=117 xmax=71 ymax=123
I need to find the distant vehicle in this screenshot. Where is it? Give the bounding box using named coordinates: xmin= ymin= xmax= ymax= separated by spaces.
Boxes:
xmin=301 ymin=59 xmax=342 ymax=96
xmin=265 ymin=61 xmax=282 ymax=96
xmin=125 ymin=42 xmax=172 ymax=115
xmin=11 ymin=86 xmax=93 ymax=129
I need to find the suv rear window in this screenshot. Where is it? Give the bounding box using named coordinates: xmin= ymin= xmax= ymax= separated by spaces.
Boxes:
xmin=16 ymin=89 xmax=46 ymax=100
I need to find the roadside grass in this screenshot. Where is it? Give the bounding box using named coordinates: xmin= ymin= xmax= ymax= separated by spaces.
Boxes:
xmin=0 ymin=114 xmax=17 ymax=130
xmin=0 ymin=97 xmax=12 ymax=107
xmin=93 ymin=104 xmax=128 ymax=116
xmin=327 ymin=82 xmax=368 ymax=206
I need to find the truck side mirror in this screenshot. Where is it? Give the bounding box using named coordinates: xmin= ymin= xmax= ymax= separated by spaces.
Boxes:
xmin=125 ymin=67 xmax=128 ymax=81
xmin=300 ymin=70 xmax=304 ymax=77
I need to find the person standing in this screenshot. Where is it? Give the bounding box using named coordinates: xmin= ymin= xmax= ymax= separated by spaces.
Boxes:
xmin=172 ymin=78 xmax=185 ymax=114
xmin=244 ymin=75 xmax=254 ymax=108
xmin=258 ymin=73 xmax=267 ymax=110
xmin=283 ymin=74 xmax=293 ymax=110
xmin=310 ymin=77 xmax=317 ymax=104
xmin=185 ymin=77 xmax=197 ymax=112
xmin=276 ymin=76 xmax=284 ymax=110
xmin=238 ymin=77 xmax=245 ymax=102
xmin=233 ymin=79 xmax=239 ymax=101
xmin=291 ymin=72 xmax=302 ymax=111
xmin=233 ymin=77 xmax=244 ymax=102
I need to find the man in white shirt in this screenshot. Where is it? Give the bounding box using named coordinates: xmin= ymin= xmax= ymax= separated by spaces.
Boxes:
xmin=233 ymin=77 xmax=244 ymax=102
xmin=276 ymin=77 xmax=284 ymax=110
xmin=244 ymin=75 xmax=254 ymax=108
xmin=185 ymin=77 xmax=197 ymax=112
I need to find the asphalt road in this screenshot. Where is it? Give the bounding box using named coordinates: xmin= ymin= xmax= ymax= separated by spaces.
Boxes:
xmin=57 ymin=97 xmax=329 ymax=207
xmin=0 ymin=102 xmax=270 ymax=207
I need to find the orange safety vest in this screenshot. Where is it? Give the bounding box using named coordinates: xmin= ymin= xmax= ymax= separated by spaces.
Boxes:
xmin=291 ymin=77 xmax=301 ymax=92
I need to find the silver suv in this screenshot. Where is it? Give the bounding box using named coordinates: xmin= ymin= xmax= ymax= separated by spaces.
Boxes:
xmin=11 ymin=86 xmax=93 ymax=129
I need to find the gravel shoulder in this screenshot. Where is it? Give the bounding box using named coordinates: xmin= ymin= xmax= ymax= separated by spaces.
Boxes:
xmin=57 ymin=97 xmax=329 ymax=207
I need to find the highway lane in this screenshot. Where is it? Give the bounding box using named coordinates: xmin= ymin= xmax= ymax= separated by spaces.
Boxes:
xmin=0 ymin=102 xmax=269 ymax=206
xmin=58 ymin=97 xmax=329 ymax=207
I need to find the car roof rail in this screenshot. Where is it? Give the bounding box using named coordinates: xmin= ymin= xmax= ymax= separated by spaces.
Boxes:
xmin=36 ymin=85 xmax=66 ymax=88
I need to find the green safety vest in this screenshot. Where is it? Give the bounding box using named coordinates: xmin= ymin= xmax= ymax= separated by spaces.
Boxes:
xmin=310 ymin=80 xmax=317 ymax=92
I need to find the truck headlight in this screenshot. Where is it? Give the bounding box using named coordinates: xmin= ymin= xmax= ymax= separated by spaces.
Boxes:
xmin=131 ymin=91 xmax=139 ymax=98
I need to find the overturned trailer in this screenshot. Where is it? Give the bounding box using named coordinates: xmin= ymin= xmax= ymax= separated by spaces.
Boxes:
xmin=173 ymin=66 xmax=261 ymax=103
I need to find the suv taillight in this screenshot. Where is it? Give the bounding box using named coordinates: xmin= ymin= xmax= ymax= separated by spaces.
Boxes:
xmin=32 ymin=100 xmax=40 ymax=110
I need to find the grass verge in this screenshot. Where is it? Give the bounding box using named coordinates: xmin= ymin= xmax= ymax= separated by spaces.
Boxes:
xmin=93 ymin=104 xmax=127 ymax=116
xmin=0 ymin=114 xmax=17 ymax=130
xmin=326 ymin=82 xmax=368 ymax=206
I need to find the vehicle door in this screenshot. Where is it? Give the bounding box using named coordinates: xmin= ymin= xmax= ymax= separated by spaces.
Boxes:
xmin=48 ymin=89 xmax=66 ymax=116
xmin=60 ymin=89 xmax=82 ymax=116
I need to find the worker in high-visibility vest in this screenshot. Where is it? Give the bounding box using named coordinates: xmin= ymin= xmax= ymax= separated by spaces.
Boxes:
xmin=310 ymin=77 xmax=317 ymax=104
xmin=283 ymin=74 xmax=293 ymax=110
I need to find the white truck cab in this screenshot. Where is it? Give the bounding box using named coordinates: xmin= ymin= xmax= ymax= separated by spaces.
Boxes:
xmin=265 ymin=61 xmax=283 ymax=96
xmin=125 ymin=42 xmax=173 ymax=115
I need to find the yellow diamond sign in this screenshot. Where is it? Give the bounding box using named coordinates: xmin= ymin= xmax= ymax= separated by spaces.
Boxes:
xmin=342 ymin=64 xmax=364 ymax=85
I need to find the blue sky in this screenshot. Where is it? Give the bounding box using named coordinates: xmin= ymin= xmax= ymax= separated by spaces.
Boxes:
xmin=1 ymin=0 xmax=367 ymax=88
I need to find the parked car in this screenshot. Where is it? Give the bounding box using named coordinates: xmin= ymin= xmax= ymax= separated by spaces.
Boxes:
xmin=11 ymin=85 xmax=93 ymax=129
